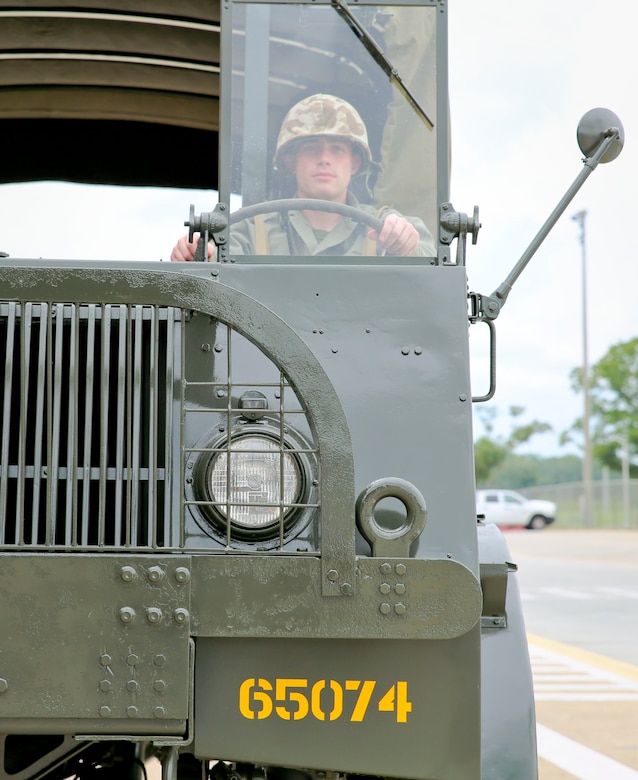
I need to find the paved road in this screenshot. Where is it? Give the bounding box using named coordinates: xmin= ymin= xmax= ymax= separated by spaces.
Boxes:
xmin=503 ymin=528 xmax=638 ymax=780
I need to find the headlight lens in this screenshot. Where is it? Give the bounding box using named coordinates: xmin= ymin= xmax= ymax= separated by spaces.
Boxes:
xmin=208 ymin=435 xmax=302 ymax=529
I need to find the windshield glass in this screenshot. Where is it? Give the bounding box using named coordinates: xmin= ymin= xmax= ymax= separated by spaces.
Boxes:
xmin=227 ymin=2 xmax=438 ymax=258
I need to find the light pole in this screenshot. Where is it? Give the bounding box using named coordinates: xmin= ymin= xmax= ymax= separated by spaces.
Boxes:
xmin=572 ymin=209 xmax=594 ymax=526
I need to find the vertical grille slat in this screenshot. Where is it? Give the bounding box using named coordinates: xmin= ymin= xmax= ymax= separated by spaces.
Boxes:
xmin=148 ymin=306 xmax=159 ymax=547
xmin=0 ymin=303 xmax=16 ymax=539
xmin=114 ymin=305 xmax=128 ymax=542
xmin=66 ymin=305 xmax=79 ymax=545
xmin=49 ymin=304 xmax=65 ymax=544
xmin=98 ymin=304 xmax=111 ymax=544
xmin=165 ymin=308 xmax=178 ymax=549
xmin=129 ymin=305 xmax=143 ymax=546
xmin=0 ymin=302 xmax=182 ymax=550
xmin=17 ymin=304 xmax=31 ymax=544
xmin=31 ymin=302 xmax=48 ymax=540
xmin=80 ymin=304 xmax=97 ymax=545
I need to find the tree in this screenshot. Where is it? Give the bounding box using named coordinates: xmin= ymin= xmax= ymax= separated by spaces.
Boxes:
xmin=566 ymin=336 xmax=638 ymax=476
xmin=474 ymin=405 xmax=552 ymax=485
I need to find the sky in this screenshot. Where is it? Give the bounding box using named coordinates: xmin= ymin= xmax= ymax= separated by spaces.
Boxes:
xmin=449 ymin=0 xmax=635 ymax=456
xmin=0 ymin=0 xmax=634 ymax=458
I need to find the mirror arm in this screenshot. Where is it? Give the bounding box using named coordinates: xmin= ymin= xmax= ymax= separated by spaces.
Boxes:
xmin=479 ymin=127 xmax=621 ymax=321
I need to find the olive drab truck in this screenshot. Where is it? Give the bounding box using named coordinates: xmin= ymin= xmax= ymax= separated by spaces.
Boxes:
xmin=0 ymin=3 xmax=623 ymax=780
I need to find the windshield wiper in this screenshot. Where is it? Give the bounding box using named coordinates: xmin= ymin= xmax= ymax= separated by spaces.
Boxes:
xmin=331 ymin=0 xmax=434 ymax=131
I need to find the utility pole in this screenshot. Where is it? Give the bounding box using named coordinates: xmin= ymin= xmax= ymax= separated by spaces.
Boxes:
xmin=572 ymin=209 xmax=594 ymax=526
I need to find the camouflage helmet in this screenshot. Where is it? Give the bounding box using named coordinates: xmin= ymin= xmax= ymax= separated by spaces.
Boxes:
xmin=274 ymin=94 xmax=372 ymax=170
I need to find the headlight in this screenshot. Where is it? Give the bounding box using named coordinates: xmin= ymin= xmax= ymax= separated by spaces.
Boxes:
xmin=187 ymin=423 xmax=317 ymax=546
xmin=208 ymin=435 xmax=302 ymax=529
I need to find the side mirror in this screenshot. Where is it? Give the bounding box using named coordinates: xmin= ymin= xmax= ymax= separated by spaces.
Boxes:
xmin=577 ymin=107 xmax=624 ymax=163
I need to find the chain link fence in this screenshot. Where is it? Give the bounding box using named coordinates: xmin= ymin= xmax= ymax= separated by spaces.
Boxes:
xmin=524 ymin=479 xmax=638 ymax=528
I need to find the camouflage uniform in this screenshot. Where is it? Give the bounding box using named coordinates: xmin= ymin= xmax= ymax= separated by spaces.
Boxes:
xmin=227 ymin=94 xmax=436 ymax=257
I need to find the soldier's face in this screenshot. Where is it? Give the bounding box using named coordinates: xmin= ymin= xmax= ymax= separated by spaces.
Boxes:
xmin=289 ymin=137 xmax=362 ymax=202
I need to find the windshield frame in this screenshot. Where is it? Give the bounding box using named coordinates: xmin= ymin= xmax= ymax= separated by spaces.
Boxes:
xmin=217 ymin=0 xmax=449 ymax=263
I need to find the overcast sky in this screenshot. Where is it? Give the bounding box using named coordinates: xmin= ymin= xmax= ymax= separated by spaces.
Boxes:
xmin=450 ymin=0 xmax=634 ymax=456
xmin=0 ymin=0 xmax=633 ymax=458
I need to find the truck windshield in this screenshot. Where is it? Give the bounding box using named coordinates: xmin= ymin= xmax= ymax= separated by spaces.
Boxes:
xmin=227 ymin=2 xmax=438 ymax=257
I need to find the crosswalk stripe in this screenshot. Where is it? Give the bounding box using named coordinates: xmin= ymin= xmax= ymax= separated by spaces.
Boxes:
xmin=529 ymin=644 xmax=638 ymax=701
xmin=521 ymin=586 xmax=638 ymax=601
xmin=536 ymin=724 xmax=638 ymax=779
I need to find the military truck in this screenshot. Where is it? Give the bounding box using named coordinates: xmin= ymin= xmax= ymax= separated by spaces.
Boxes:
xmin=0 ymin=3 xmax=623 ymax=780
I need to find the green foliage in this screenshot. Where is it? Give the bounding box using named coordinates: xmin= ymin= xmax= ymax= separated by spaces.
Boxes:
xmin=567 ymin=336 xmax=638 ymax=476
xmin=486 ymin=453 xmax=583 ymax=489
xmin=474 ymin=436 xmax=507 ymax=484
xmin=474 ymin=405 xmax=552 ymax=485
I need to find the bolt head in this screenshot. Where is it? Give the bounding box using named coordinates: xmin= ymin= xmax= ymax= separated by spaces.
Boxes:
xmin=119 ymin=607 xmax=136 ymax=624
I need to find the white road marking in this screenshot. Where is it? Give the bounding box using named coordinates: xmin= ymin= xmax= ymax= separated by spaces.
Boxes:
xmin=598 ymin=586 xmax=638 ymax=599
xmin=521 ymin=586 xmax=638 ymax=601
xmin=536 ymin=724 xmax=638 ymax=780
xmin=530 ymin=645 xmax=638 ymax=701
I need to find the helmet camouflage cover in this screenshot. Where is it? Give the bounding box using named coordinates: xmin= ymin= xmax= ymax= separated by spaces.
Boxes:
xmin=274 ymin=94 xmax=372 ymax=169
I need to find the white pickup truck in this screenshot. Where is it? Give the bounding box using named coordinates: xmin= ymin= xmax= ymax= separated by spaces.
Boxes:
xmin=476 ymin=489 xmax=556 ymax=530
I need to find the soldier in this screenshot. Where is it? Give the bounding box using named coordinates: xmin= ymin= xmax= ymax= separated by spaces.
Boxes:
xmin=170 ymin=94 xmax=435 ymax=260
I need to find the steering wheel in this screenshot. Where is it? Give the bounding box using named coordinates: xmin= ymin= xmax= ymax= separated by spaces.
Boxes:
xmin=187 ymin=199 xmax=386 ymax=261
xmin=230 ymin=198 xmax=385 ymax=233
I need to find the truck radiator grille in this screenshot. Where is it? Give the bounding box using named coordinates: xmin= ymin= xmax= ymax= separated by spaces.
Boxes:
xmin=0 ymin=303 xmax=182 ymax=549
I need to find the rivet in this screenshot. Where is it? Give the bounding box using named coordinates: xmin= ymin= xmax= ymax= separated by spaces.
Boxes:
xmin=379 ymin=603 xmax=392 ymax=615
xmin=154 ymin=679 xmax=167 ymax=692
xmin=214 ymin=344 xmax=223 ymax=353
xmin=201 ymin=343 xmax=211 ymax=352
xmin=340 ymin=583 xmax=353 ymax=596
xmin=99 ymin=653 xmax=112 ymax=666
xmin=331 ymin=347 xmax=338 ymax=353
xmin=154 ymin=706 xmax=166 ymax=718
xmin=401 ymin=347 xmax=410 ymax=355
xmin=120 ymin=566 xmax=137 ymax=583
xmin=395 ymin=583 xmax=406 ymax=595
xmin=119 ymin=607 xmax=136 ymax=624
xmin=147 ymin=566 xmax=164 ymax=583
xmin=153 ymin=654 xmax=167 ymax=667
xmin=395 ymin=563 xmax=407 ymax=576
xmin=126 ymin=705 xmax=139 ymax=718
xmin=0 ymin=678 xmax=9 ymax=693
xmin=99 ymin=679 xmax=112 ymax=692
xmin=414 ymin=347 xmax=423 ymax=355
xmin=126 ymin=680 xmax=138 ymax=692
xmin=146 ymin=607 xmax=163 ymax=624
xmin=174 ymin=567 xmax=191 ymax=584
xmin=379 ymin=583 xmax=391 ymax=595
xmin=380 ymin=562 xmax=392 ymax=575
xmin=126 ymin=654 xmax=139 ymax=666
xmin=99 ymin=706 xmax=111 ymax=717
xmin=173 ymin=608 xmax=190 ymax=625
xmin=327 ymin=569 xmax=339 ymax=582
xmin=394 ymin=603 xmax=407 ymax=615
xmin=459 ymin=393 xmax=468 ymax=402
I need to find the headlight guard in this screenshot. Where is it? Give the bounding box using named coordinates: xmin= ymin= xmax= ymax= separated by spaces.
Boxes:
xmin=186 ymin=420 xmax=318 ymax=547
